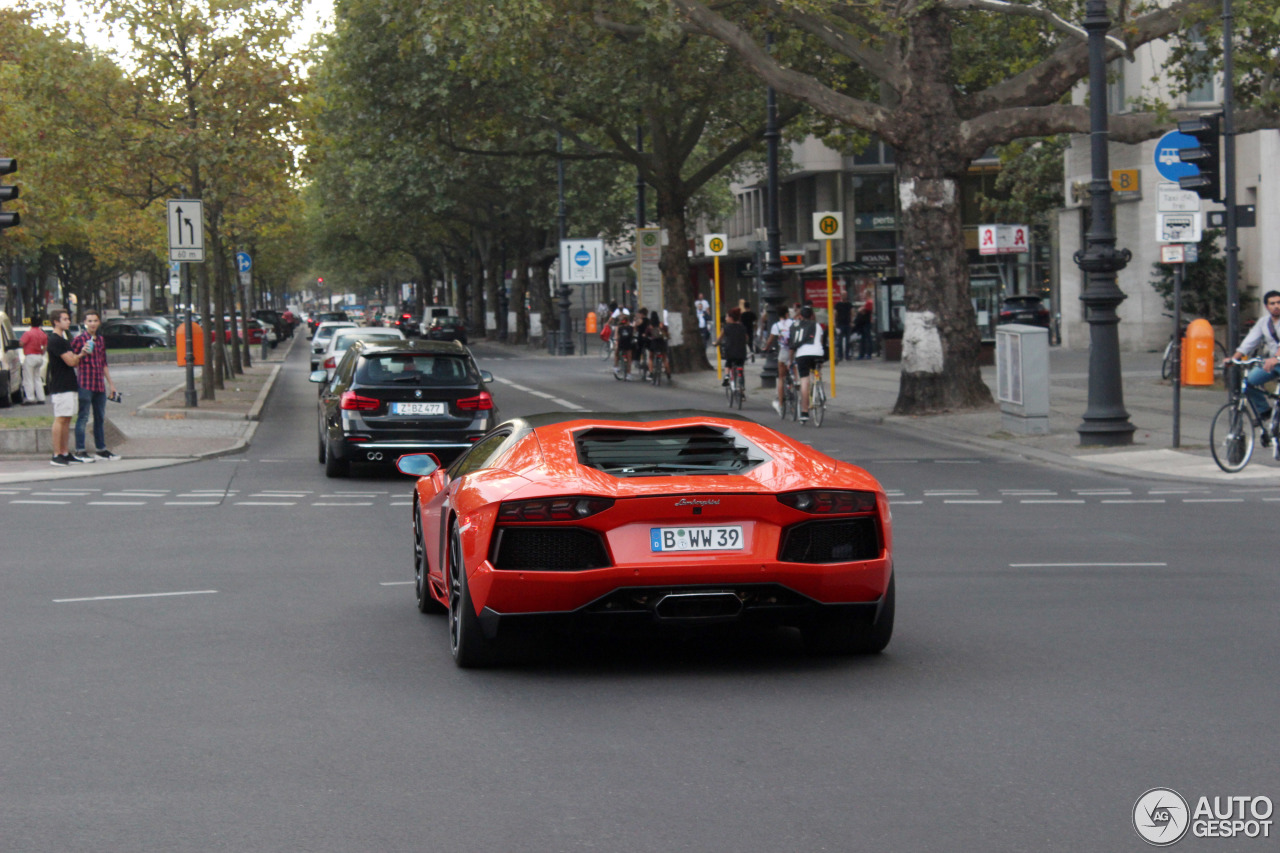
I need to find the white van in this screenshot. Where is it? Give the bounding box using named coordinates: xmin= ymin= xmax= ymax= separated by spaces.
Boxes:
xmin=419 ymin=305 xmax=457 ymax=336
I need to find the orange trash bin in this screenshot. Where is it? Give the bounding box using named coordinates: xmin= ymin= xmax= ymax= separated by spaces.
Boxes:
xmin=1182 ymin=318 xmax=1215 ymax=386
xmin=176 ymin=322 xmax=206 ymax=366
xmin=585 ymin=312 xmax=598 ymax=335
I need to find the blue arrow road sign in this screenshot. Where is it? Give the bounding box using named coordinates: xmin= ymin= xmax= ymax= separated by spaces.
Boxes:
xmin=236 ymin=252 xmax=252 ymax=273
xmin=1154 ymin=130 xmax=1199 ymax=183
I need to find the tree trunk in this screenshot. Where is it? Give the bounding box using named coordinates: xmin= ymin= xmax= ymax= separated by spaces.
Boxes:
xmin=198 ymin=260 xmax=215 ymax=400
xmin=888 ymin=9 xmax=992 ymax=413
xmin=536 ymin=257 xmax=556 ymax=334
xmin=512 ymin=251 xmax=530 ymax=345
xmin=657 ymin=196 xmax=709 ymax=373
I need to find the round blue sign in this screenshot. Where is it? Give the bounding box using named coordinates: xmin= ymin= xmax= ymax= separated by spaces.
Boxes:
xmin=1154 ymin=131 xmax=1198 ymax=183
xmin=236 ymin=252 xmax=252 ymax=272
xmin=574 ymin=248 xmax=591 ymax=267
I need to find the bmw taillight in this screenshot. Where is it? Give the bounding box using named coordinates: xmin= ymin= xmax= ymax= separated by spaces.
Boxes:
xmin=498 ymin=497 xmax=614 ymax=522
xmin=777 ymin=490 xmax=877 ymax=514
xmin=456 ymin=392 xmax=493 ymax=411
xmin=339 ymin=391 xmax=381 ymax=411
xmin=323 ymin=356 xmax=336 ymax=369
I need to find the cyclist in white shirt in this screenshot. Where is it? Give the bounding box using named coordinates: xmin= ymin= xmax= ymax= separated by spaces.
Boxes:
xmin=764 ymin=305 xmax=797 ymax=416
xmin=791 ymin=306 xmax=826 ymax=423
xmin=1228 ymin=290 xmax=1280 ymax=425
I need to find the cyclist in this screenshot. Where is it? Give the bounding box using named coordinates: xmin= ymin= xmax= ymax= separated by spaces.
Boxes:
xmin=607 ymin=301 xmax=630 ymax=371
xmin=790 ymin=305 xmax=826 ymax=424
xmin=1227 ymin=290 xmax=1280 ymax=436
xmin=764 ymin=305 xmax=798 ymax=416
xmin=613 ymin=314 xmax=637 ymax=378
xmin=716 ymin=307 xmax=749 ymax=394
xmin=646 ymin=320 xmax=670 ymax=376
xmin=634 ymin=307 xmax=652 ymax=373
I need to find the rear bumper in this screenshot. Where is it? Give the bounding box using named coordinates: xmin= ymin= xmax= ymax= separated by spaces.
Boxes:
xmin=475 ymin=575 xmax=892 ymax=640
xmin=334 ymin=438 xmax=478 ymax=464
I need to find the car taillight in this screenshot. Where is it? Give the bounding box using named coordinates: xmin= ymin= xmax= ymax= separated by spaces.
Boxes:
xmin=999 ymin=310 xmax=1014 ymax=319
xmin=456 ymin=392 xmax=493 ymax=411
xmin=498 ymin=497 xmax=614 ymax=522
xmin=777 ymin=490 xmax=877 ymax=514
xmin=339 ymin=391 xmax=381 ymax=411
xmin=323 ymin=356 xmax=336 ymax=369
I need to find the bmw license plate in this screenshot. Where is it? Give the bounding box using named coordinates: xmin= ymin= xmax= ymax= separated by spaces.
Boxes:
xmin=391 ymin=402 xmax=445 ymax=416
xmin=651 ymin=526 xmax=744 ymax=552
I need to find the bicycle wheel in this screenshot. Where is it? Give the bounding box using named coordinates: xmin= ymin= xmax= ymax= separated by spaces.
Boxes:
xmin=1160 ymin=340 xmax=1175 ymax=381
xmin=788 ymin=384 xmax=799 ymax=422
xmin=1210 ymin=401 xmax=1255 ymax=473
xmin=811 ymin=382 xmax=826 ymax=426
xmin=733 ymin=375 xmax=744 ymax=410
xmin=650 ymin=358 xmax=661 ymax=386
xmin=725 ymin=376 xmax=735 ymax=406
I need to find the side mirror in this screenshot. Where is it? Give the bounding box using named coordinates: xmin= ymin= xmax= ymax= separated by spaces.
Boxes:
xmin=479 ymin=370 xmax=493 ymax=383
xmin=308 ymin=370 xmax=327 ymax=383
xmin=396 ymin=453 xmax=440 ymax=477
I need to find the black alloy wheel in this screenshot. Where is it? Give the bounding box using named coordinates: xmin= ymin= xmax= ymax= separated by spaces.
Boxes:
xmin=448 ymin=523 xmax=497 ymax=667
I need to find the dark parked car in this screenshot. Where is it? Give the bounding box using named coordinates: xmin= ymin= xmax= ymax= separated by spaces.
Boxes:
xmin=997 ymin=295 xmax=1051 ymax=328
xmin=253 ymin=309 xmax=288 ymax=340
xmin=425 ymin=315 xmax=468 ymax=345
xmin=311 ymin=339 xmax=497 ymax=477
xmin=101 ymin=322 xmax=167 ymax=349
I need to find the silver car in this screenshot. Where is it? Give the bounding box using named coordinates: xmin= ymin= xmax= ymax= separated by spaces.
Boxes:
xmin=310 ymin=321 xmax=358 ymax=370
xmin=318 ymin=327 xmax=407 ymax=381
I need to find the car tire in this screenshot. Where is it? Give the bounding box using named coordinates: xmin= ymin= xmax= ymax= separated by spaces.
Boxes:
xmin=318 ymin=429 xmax=326 ymax=464
xmin=414 ymin=502 xmax=446 ymax=614
xmin=323 ymin=440 xmax=349 ymax=478
xmin=448 ymin=522 xmax=498 ymax=667
xmin=802 ymin=574 xmax=895 ymax=655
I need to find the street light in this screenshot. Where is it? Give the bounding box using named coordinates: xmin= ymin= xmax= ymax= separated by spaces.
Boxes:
xmin=1073 ymin=0 xmax=1135 ymax=446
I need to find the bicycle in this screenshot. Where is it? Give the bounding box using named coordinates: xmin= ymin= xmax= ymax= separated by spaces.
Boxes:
xmin=649 ymin=348 xmax=671 ymax=386
xmin=1160 ymin=321 xmax=1227 ymax=380
xmin=1210 ymin=358 xmax=1280 ymax=472
xmin=613 ymin=348 xmax=633 ymax=381
xmin=600 ymin=329 xmax=616 ymax=361
xmin=634 ymin=345 xmax=650 ymax=383
xmin=805 ymin=362 xmax=828 ymax=426
xmin=724 ymin=364 xmax=745 ymax=410
xmin=780 ymin=361 xmax=799 ymax=422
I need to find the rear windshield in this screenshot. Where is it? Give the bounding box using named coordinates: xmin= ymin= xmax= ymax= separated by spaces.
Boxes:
xmin=335 ymin=332 xmax=400 ymax=352
xmin=355 ymin=354 xmax=476 ymax=386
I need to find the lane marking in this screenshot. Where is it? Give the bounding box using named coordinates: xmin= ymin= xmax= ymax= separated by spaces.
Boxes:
xmin=11 ymin=499 xmax=69 ymax=505
xmin=165 ymin=501 xmax=221 ymax=506
xmin=379 ymin=581 xmax=414 ymax=586
xmin=234 ymin=501 xmax=296 ymax=506
xmin=312 ymin=502 xmax=373 ymax=506
xmin=925 ymin=490 xmax=979 ymax=496
xmin=944 ymin=499 xmax=1003 ymax=504
xmin=1008 ymin=558 xmax=1172 ymax=563
xmin=490 ymin=375 xmax=584 ymax=411
xmin=1000 ymin=490 xmax=1058 ymax=495
xmin=935 ymin=459 xmax=981 ymax=464
xmin=890 ymin=500 xmax=923 ymax=505
xmin=33 ymin=491 xmax=93 ymax=496
xmin=1020 ymin=499 xmax=1085 ymax=504
xmin=1182 ymin=498 xmax=1245 ymax=503
xmin=1074 ymin=489 xmax=1132 ymax=495
xmin=1102 ymin=499 xmax=1167 ymax=504
xmin=104 ymin=492 xmax=167 ymax=497
xmin=87 ymin=501 xmax=148 ymax=506
xmin=389 ymin=501 xmax=412 ymax=506
xmin=54 ymin=589 xmax=218 ymax=603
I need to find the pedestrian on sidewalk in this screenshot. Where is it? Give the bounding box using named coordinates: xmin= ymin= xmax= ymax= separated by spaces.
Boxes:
xmin=45 ymin=309 xmax=88 ymax=467
xmin=70 ymin=310 xmax=119 ymax=462
xmin=853 ymin=299 xmax=875 ymax=360
xmin=19 ymin=316 xmax=47 ymax=404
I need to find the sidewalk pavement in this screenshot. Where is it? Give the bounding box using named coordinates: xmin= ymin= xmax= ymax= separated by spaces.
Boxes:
xmin=2 ymin=334 xmax=1273 ymax=486
xmin=0 ymin=338 xmax=295 ymax=484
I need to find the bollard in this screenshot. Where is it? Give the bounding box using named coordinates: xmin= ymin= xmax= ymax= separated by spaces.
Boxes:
xmin=1182 ymin=318 xmax=1215 ymax=386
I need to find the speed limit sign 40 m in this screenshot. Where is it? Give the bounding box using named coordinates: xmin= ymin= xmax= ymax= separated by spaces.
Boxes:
xmin=812 ymin=211 xmax=844 ymax=240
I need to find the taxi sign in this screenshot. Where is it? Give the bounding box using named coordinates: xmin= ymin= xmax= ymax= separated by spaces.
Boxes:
xmin=704 ymin=234 xmax=728 ymax=256
xmin=812 ymin=211 xmax=844 ymax=240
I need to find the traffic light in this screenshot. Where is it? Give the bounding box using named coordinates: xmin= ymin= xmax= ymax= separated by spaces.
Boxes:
xmin=1176 ymin=113 xmax=1222 ymax=202
xmin=0 ymin=158 xmax=18 ymax=230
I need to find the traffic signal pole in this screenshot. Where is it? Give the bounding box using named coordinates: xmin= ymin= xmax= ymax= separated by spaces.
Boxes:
xmin=1221 ymin=0 xmax=1240 ymax=350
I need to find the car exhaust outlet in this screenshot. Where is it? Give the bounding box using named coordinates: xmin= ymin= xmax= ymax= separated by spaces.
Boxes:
xmin=366 ymin=451 xmax=384 ymax=461
xmin=653 ymin=591 xmax=743 ymax=620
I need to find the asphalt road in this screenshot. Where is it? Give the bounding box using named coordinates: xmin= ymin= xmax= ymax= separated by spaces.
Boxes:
xmin=3 ymin=341 xmax=1275 ymax=852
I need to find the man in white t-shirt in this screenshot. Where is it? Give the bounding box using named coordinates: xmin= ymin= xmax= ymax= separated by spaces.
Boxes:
xmin=765 ymin=305 xmax=797 ymax=416
xmin=791 ymin=306 xmax=826 ymax=423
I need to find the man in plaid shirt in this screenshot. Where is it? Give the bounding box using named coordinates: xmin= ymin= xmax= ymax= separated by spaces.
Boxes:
xmin=70 ymin=311 xmax=120 ymax=462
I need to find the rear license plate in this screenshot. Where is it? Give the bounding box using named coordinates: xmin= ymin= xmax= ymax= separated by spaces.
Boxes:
xmin=391 ymin=402 xmax=445 ymax=416
xmin=650 ymin=526 xmax=744 ymax=552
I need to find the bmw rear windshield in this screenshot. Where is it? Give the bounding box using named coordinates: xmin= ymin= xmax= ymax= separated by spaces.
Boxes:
xmin=355 ymin=353 xmax=478 ymax=386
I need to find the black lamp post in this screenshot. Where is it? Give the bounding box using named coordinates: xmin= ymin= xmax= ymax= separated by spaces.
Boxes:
xmin=556 ymin=132 xmax=575 ymax=355
xmin=1073 ymin=0 xmax=1135 ymax=446
xmin=758 ymin=33 xmax=786 ymax=389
